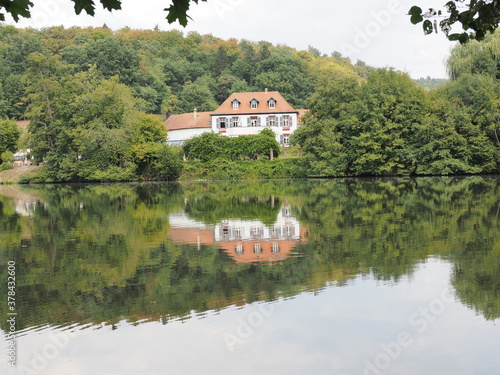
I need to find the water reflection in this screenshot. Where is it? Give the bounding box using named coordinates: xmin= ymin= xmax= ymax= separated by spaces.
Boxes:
xmin=170 ymin=203 xmax=306 ymax=263
xmin=0 ymin=177 xmax=499 ymax=338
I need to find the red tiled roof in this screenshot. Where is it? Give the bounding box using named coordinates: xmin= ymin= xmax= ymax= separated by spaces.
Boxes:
xmin=212 ymin=91 xmax=298 ymax=115
xmin=164 ymin=111 xmax=212 ymax=131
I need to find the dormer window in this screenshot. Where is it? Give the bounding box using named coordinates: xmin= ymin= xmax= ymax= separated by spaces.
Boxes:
xmin=268 ymin=98 xmax=276 ymax=109
xmin=232 ymin=99 xmax=241 ymax=110
xmin=250 ymin=99 xmax=259 ymax=109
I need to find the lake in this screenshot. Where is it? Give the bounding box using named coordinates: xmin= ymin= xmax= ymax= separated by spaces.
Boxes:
xmin=0 ymin=176 xmax=499 ymax=375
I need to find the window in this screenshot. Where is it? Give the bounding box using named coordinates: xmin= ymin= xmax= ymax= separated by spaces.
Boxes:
xmin=268 ymin=99 xmax=276 ymax=109
xmin=268 ymin=116 xmax=276 ymax=127
xmin=272 ymin=242 xmax=280 ymax=253
xmin=250 ymin=226 xmax=263 ymax=238
xmin=232 ymin=99 xmax=240 ymax=110
xmin=222 ymin=225 xmax=230 ymax=239
xmin=283 ymin=116 xmax=290 ymax=127
xmin=283 ymin=134 xmax=290 ymax=145
xmin=236 ymin=244 xmax=243 ymax=255
xmin=251 ymin=99 xmax=258 ymax=109
xmin=250 ymin=117 xmax=258 ymax=127
xmin=233 ymin=117 xmax=239 ymax=127
xmin=254 ymin=243 xmax=262 ymax=254
xmin=271 ymin=226 xmax=279 ymax=238
xmin=219 ymin=117 xmax=227 ymax=128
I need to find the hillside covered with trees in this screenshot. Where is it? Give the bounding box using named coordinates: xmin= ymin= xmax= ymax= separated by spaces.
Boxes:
xmin=2 ymin=25 xmax=500 ymax=181
xmin=0 ymin=24 xmax=373 ymax=181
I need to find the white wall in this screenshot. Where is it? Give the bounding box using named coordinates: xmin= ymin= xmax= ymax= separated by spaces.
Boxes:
xmin=167 ymin=128 xmax=213 ymax=144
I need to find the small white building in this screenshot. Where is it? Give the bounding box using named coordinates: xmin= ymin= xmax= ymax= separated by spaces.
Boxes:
xmin=211 ymin=90 xmax=301 ymax=146
xmin=165 ymin=110 xmax=212 ymax=146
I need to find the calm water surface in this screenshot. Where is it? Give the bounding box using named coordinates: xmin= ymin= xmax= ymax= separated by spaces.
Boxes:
xmin=0 ymin=177 xmax=499 ymax=375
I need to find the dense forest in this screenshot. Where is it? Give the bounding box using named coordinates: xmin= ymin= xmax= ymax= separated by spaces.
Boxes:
xmin=1 ymin=25 xmax=500 ymax=180
xmin=294 ymin=31 xmax=500 ymax=177
xmin=0 ymin=24 xmax=373 ymax=181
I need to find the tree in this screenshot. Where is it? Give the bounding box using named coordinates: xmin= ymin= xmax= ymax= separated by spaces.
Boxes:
xmin=0 ymin=118 xmax=21 ymax=155
xmin=214 ymin=45 xmax=229 ymax=77
xmin=294 ymin=69 xmax=429 ymax=177
xmin=446 ymin=30 xmax=500 ymax=79
xmin=177 ymin=82 xmax=217 ymax=113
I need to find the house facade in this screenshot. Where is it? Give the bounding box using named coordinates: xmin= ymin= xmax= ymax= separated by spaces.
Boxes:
xmin=164 ymin=90 xmax=306 ymax=146
xmin=211 ymin=90 xmax=300 ymax=146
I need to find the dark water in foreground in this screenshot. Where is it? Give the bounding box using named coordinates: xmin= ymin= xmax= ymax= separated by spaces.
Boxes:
xmin=0 ymin=177 xmax=499 ymax=374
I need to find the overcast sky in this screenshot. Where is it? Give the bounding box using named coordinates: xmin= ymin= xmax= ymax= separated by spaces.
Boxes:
xmin=5 ymin=0 xmax=455 ymax=78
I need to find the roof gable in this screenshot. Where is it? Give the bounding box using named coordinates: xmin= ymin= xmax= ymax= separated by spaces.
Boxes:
xmin=212 ymin=91 xmax=297 ymax=115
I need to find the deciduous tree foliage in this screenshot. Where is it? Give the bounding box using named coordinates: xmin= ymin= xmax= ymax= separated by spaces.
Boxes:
xmin=23 ymin=53 xmax=181 ymax=182
xmin=0 ymin=118 xmax=21 ymax=156
xmin=294 ymin=64 xmax=500 ymax=177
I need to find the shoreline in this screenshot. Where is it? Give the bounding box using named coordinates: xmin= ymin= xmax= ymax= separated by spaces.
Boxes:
xmin=1 ymin=161 xmax=499 ymax=185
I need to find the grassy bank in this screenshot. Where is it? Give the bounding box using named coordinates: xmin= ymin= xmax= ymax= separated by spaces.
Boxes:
xmin=0 ymin=165 xmax=40 ymax=184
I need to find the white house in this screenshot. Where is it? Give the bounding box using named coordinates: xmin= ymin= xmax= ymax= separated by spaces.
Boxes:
xmin=211 ymin=90 xmax=302 ymax=146
xmin=164 ymin=90 xmax=307 ymax=146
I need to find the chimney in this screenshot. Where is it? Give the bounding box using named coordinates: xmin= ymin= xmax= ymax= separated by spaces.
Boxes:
xmin=265 ymin=88 xmax=268 ymax=93
xmin=194 ymin=108 xmax=197 ymax=121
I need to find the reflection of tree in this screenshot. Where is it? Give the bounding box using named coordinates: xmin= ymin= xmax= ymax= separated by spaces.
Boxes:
xmin=0 ymin=176 xmax=499 ymax=331
xmin=450 ymin=239 xmax=500 ymax=321
xmin=181 ymin=181 xmax=287 ymax=225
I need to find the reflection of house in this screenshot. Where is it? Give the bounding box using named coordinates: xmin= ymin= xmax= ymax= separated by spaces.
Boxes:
xmin=168 ymin=205 xmax=307 ymax=263
xmin=164 ymin=90 xmax=308 ymax=146
xmin=168 ymin=212 xmax=216 ymax=249
xmin=0 ymin=185 xmax=45 ymax=218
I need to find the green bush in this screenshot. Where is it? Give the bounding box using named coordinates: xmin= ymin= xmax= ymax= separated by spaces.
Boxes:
xmin=179 ymin=158 xmax=306 ymax=180
xmin=183 ymin=129 xmax=281 ymax=162
xmin=0 ymin=162 xmax=14 ymax=172
xmin=1 ymin=151 xmax=14 ymax=163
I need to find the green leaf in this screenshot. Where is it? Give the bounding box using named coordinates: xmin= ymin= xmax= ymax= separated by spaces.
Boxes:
xmin=100 ymin=0 xmax=121 ymax=12
xmin=165 ymin=0 xmax=207 ymax=26
xmin=458 ymin=33 xmax=469 ymax=44
xmin=1 ymin=0 xmax=33 ymax=21
xmin=423 ymin=20 xmax=434 ymax=35
xmin=409 ymin=6 xmax=423 ymax=24
xmin=448 ymin=33 xmax=462 ymax=41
